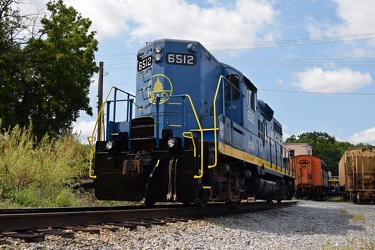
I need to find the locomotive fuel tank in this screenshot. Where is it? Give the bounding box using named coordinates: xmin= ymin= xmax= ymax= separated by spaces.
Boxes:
xmin=245 ymin=177 xmax=277 ymax=200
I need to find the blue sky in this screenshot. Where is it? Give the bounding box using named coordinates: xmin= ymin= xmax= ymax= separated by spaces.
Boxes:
xmin=23 ymin=0 xmax=375 ymax=145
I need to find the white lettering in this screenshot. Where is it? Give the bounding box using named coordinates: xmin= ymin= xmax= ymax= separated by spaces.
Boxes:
xmin=247 ymin=110 xmax=255 ymax=124
xmin=248 ymin=141 xmax=255 ymax=150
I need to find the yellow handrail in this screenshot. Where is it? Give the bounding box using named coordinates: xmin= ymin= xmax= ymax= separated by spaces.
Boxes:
xmin=182 ymin=94 xmax=204 ymax=179
xmin=87 ymin=86 xmax=118 ymax=179
xmin=207 ymin=75 xmax=225 ymax=169
xmin=87 ymin=135 xmax=97 ymax=179
xmin=182 ymin=132 xmax=197 ymax=157
xmin=87 ymin=90 xmax=206 ymax=180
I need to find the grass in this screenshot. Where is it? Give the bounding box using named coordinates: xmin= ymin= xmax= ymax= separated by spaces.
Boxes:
xmin=0 ymin=122 xmax=94 ymax=208
xmin=322 ymin=208 xmax=375 ymax=250
xmin=329 ymin=196 xmax=345 ymax=202
xmin=352 ymin=212 xmax=365 ymax=222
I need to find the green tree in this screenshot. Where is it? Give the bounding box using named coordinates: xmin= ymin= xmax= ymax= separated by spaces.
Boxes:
xmin=0 ymin=0 xmax=26 ymax=128
xmin=1 ymin=0 xmax=98 ymax=139
xmin=285 ymin=131 xmax=355 ymax=176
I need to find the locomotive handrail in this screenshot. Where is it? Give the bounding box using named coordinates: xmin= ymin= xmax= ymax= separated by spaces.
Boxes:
xmin=182 ymin=132 xmax=197 ymax=157
xmin=183 ymin=94 xmax=204 ymax=179
xmin=157 ymin=94 xmax=204 ymax=179
xmin=87 ymin=86 xmax=135 ymax=179
xmin=210 ymin=76 xmax=294 ymax=177
xmin=87 ymin=94 xmax=110 ymax=179
xmin=87 ymin=87 xmax=117 ymax=179
xmin=208 ymin=75 xmax=226 ymax=169
xmin=209 ymin=75 xmax=245 ymax=169
xmin=87 ymin=135 xmax=97 ymax=179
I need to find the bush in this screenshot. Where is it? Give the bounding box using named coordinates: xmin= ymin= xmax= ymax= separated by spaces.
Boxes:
xmin=0 ymin=122 xmax=91 ymax=208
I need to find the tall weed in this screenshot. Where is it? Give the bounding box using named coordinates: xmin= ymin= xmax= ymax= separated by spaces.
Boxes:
xmin=0 ymin=122 xmax=90 ymax=207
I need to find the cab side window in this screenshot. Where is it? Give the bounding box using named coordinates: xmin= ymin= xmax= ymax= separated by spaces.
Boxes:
xmin=225 ymin=74 xmax=240 ymax=101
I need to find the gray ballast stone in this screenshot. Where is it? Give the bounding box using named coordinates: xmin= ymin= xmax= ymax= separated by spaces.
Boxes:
xmin=4 ymin=200 xmax=375 ymax=249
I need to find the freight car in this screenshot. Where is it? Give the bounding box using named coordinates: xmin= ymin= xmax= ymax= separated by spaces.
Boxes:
xmin=88 ymin=38 xmax=295 ymax=206
xmin=291 ymin=155 xmax=329 ymax=200
xmin=339 ymin=148 xmax=375 ymax=204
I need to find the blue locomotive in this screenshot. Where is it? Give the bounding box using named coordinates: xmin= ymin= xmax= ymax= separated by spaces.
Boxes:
xmin=88 ymin=38 xmax=295 ymax=206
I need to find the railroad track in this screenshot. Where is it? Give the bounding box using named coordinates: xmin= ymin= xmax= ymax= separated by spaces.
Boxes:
xmin=0 ymin=200 xmax=297 ymax=242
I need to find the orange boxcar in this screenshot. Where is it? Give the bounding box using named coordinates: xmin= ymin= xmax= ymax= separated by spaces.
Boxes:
xmin=291 ymin=155 xmax=329 ymax=200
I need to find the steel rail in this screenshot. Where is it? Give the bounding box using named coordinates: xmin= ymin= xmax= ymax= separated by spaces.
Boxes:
xmin=0 ymin=201 xmax=297 ymax=232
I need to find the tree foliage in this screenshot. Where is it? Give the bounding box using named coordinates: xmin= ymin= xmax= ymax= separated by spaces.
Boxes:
xmin=0 ymin=0 xmax=26 ymax=127
xmin=285 ymin=131 xmax=360 ymax=176
xmin=0 ymin=0 xmax=98 ymax=139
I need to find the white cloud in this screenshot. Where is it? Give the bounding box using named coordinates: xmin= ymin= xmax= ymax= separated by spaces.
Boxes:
xmin=349 ymin=127 xmax=375 ymax=145
xmin=331 ymin=0 xmax=375 ymax=37
xmin=19 ymin=0 xmax=278 ymax=48
xmin=17 ymin=0 xmax=48 ymax=15
xmin=282 ymin=132 xmax=290 ymax=142
xmin=308 ymin=0 xmax=375 ymax=48
xmin=64 ymin=0 xmax=276 ymax=46
xmin=72 ymin=120 xmax=96 ymax=144
xmin=65 ymin=0 xmax=130 ymax=40
xmin=276 ymin=78 xmax=284 ymax=85
xmin=292 ymin=67 xmax=372 ymax=93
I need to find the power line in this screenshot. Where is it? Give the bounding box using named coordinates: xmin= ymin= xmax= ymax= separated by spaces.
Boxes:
xmin=95 ymin=32 xmax=375 ymax=69
xmin=206 ymin=32 xmax=375 ymax=51
xmin=99 ymin=57 xmax=375 ymax=68
xmin=222 ymin=57 xmax=375 ymax=67
xmin=208 ymin=32 xmax=375 ymax=46
xmin=96 ymin=32 xmax=375 ymax=59
xmin=96 ymin=52 xmax=134 ymax=58
xmin=259 ymin=88 xmax=375 ymax=95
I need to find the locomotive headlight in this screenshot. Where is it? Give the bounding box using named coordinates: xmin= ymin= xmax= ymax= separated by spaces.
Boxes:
xmin=167 ymin=138 xmax=177 ymax=148
xmin=167 ymin=137 xmax=181 ymax=150
xmin=106 ymin=140 xmax=115 ymax=150
xmin=154 ymin=53 xmax=162 ymax=62
xmin=154 ymin=45 xmax=162 ymax=53
xmin=187 ymin=43 xmax=197 ymax=52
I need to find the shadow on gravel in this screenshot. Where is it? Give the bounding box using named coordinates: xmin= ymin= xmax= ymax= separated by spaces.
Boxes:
xmin=209 ymin=201 xmax=365 ymax=236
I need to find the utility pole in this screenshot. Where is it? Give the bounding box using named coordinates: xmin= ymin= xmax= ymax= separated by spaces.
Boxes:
xmin=97 ymin=62 xmax=104 ymax=140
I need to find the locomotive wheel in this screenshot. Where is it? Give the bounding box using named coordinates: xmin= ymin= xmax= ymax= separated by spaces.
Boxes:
xmin=197 ymin=199 xmax=208 ymax=207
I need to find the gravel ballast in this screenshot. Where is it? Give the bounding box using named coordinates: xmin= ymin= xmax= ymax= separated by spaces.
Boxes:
xmin=2 ymin=200 xmax=375 ymax=249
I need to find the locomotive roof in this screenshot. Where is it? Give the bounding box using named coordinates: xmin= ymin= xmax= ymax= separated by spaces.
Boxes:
xmin=140 ymin=39 xmax=259 ymax=92
xmin=257 ymin=99 xmax=274 ymax=121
